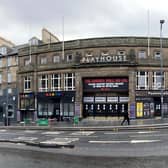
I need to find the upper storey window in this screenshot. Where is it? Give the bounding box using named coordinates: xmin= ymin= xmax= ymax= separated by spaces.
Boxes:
xmin=40 ymin=57 xmax=47 ymax=64
xmin=101 ymin=51 xmax=109 ymax=56
xmin=0 ymin=47 xmax=7 ymax=55
xmin=136 ymin=71 xmax=149 ymax=90
xmin=53 ymin=56 xmax=60 ymax=63
xmin=24 ymin=58 xmax=30 ymax=66
xmin=117 ymin=50 xmax=126 ymax=56
xmin=154 ymin=51 xmax=161 ymax=60
xmin=138 ymin=51 xmax=146 ymax=59
xmin=67 ymin=54 xmax=73 ymax=62
xmin=85 ymin=51 xmax=93 ymax=57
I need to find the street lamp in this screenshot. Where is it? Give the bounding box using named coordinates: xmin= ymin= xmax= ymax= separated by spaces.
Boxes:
xmin=160 ymin=19 xmax=165 ymax=119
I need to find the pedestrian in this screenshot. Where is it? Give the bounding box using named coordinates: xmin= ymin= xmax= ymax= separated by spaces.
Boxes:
xmin=121 ymin=112 xmax=130 ymax=125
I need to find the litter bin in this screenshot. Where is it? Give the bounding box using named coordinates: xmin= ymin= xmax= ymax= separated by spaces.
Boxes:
xmin=24 ymin=118 xmax=31 ymax=125
xmin=37 ymin=118 xmax=49 ymax=126
xmin=73 ymin=116 xmax=79 ymax=125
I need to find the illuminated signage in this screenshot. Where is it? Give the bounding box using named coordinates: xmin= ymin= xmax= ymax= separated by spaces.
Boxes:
xmin=80 ymin=55 xmax=127 ymax=64
xmin=83 ymin=78 xmax=128 ymax=91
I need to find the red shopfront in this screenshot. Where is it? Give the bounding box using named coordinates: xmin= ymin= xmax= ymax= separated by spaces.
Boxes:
xmin=83 ymin=77 xmax=129 ymax=117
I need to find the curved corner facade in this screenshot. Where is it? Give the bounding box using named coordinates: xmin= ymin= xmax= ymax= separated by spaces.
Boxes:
xmin=17 ymin=37 xmax=168 ymax=121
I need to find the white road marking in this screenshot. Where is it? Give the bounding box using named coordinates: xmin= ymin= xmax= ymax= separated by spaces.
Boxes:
xmin=89 ymin=139 xmax=160 ymax=144
xmin=24 ymin=130 xmax=38 ymax=133
xmin=71 ymin=131 xmax=94 ymax=136
xmin=0 ymin=130 xmax=7 ymax=132
xmin=131 ymin=140 xmax=160 ymax=143
xmin=104 ymin=131 xmax=159 ymax=135
xmin=138 ymin=131 xmax=159 ymax=134
xmin=89 ymin=140 xmax=129 ymax=144
xmin=130 ymin=134 xmax=167 ymax=138
xmin=14 ymin=136 xmax=38 ymax=141
xmin=42 ymin=131 xmax=64 ymax=135
xmin=40 ymin=137 xmax=79 ymax=145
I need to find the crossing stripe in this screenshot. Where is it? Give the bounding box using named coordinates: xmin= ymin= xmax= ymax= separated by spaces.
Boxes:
xmin=89 ymin=139 xmax=160 ymax=144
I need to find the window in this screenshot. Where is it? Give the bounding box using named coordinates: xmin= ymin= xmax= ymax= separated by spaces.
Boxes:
xmin=0 ymin=47 xmax=7 ymax=55
xmin=63 ymin=103 xmax=74 ymax=117
xmin=39 ymin=75 xmax=48 ymax=92
xmin=51 ymin=74 xmax=61 ymax=91
xmin=136 ymin=71 xmax=149 ymax=90
xmin=67 ymin=54 xmax=73 ymax=62
xmin=0 ymin=74 xmax=2 ymax=84
xmin=101 ymin=51 xmax=109 ymax=56
xmin=40 ymin=57 xmax=47 ymax=64
xmin=24 ymin=76 xmax=31 ymax=92
xmin=7 ymin=57 xmax=11 ymax=66
xmin=7 ymin=72 xmax=12 ymax=83
xmin=138 ymin=51 xmax=146 ymax=59
xmin=154 ymin=51 xmax=161 ymax=59
xmin=64 ymin=73 xmax=75 ymax=91
xmin=0 ymin=58 xmax=2 ymax=67
xmin=117 ymin=50 xmax=126 ymax=55
xmin=24 ymin=59 xmax=30 ymax=66
xmin=53 ymin=56 xmax=60 ymax=63
xmin=38 ymin=103 xmax=54 ymax=117
xmin=85 ymin=51 xmax=92 ymax=57
xmin=153 ymin=71 xmax=164 ymax=89
xmin=8 ymin=88 xmax=12 ymax=94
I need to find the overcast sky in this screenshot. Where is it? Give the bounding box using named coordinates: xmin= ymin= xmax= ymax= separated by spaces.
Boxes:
xmin=0 ymin=0 xmax=168 ymax=45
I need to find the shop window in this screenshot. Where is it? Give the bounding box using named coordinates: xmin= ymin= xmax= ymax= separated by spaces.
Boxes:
xmin=39 ymin=75 xmax=48 ymax=92
xmin=24 ymin=76 xmax=31 ymax=92
xmin=136 ymin=71 xmax=149 ymax=90
xmin=20 ymin=98 xmax=35 ymax=110
xmin=51 ymin=74 xmax=61 ymax=91
xmin=63 ymin=103 xmax=74 ymax=117
xmin=152 ymin=71 xmax=164 ymax=90
xmin=64 ymin=73 xmax=75 ymax=91
xmin=38 ymin=103 xmax=54 ymax=117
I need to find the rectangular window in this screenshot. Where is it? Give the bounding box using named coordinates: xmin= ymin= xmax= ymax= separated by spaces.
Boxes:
xmin=53 ymin=56 xmax=60 ymax=63
xmin=7 ymin=57 xmax=11 ymax=66
xmin=24 ymin=59 xmax=30 ymax=66
xmin=138 ymin=51 xmax=146 ymax=59
xmin=39 ymin=75 xmax=48 ymax=92
xmin=0 ymin=74 xmax=2 ymax=84
xmin=38 ymin=103 xmax=54 ymax=117
xmin=67 ymin=54 xmax=73 ymax=62
xmin=7 ymin=73 xmax=12 ymax=83
xmin=0 ymin=47 xmax=7 ymax=55
xmin=64 ymin=73 xmax=75 ymax=91
xmin=154 ymin=51 xmax=161 ymax=59
xmin=136 ymin=71 xmax=149 ymax=90
xmin=153 ymin=71 xmax=164 ymax=89
xmin=24 ymin=76 xmax=31 ymax=92
xmin=51 ymin=74 xmax=61 ymax=91
xmin=40 ymin=57 xmax=47 ymax=64
xmin=63 ymin=103 xmax=74 ymax=117
xmin=0 ymin=58 xmax=2 ymax=67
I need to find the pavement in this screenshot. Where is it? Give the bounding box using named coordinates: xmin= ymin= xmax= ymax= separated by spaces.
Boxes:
xmin=1 ymin=117 xmax=168 ymax=131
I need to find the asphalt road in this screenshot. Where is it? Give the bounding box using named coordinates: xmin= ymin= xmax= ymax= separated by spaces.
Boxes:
xmin=0 ymin=128 xmax=168 ymax=167
xmin=0 ymin=127 xmax=168 ymax=157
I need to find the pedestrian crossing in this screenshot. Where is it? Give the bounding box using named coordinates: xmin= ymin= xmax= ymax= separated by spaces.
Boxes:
xmin=0 ymin=129 xmax=164 ymax=146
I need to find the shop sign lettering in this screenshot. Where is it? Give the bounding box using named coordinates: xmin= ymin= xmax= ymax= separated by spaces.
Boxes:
xmin=80 ymin=55 xmax=127 ymax=64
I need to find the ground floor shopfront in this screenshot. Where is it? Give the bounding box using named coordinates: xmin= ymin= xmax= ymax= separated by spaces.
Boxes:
xmin=19 ymin=91 xmax=75 ymax=121
xmin=82 ymin=77 xmax=129 ymax=118
xmin=135 ymin=90 xmax=168 ymax=118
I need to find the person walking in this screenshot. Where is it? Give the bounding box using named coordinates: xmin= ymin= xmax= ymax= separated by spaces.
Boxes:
xmin=121 ymin=112 xmax=130 ymax=125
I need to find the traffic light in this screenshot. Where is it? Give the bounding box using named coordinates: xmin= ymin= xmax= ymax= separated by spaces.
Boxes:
xmin=7 ymin=104 xmax=14 ymax=118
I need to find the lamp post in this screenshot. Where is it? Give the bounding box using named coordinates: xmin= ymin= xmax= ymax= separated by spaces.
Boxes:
xmin=160 ymin=19 xmax=165 ymax=119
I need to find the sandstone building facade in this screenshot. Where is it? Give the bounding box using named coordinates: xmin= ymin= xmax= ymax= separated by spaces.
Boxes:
xmin=17 ymin=37 xmax=168 ymax=121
